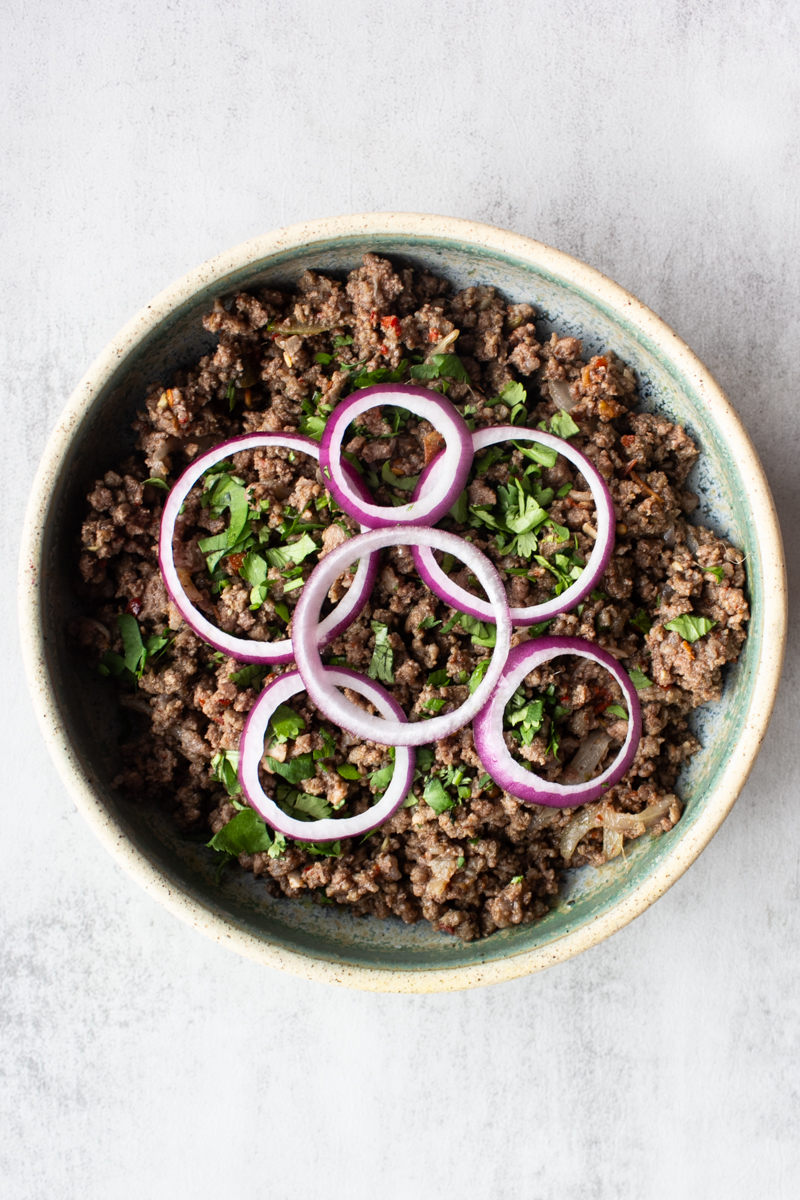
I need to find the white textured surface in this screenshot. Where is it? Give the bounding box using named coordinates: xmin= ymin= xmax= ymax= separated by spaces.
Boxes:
xmin=3 ymin=2 xmax=798 ymax=1196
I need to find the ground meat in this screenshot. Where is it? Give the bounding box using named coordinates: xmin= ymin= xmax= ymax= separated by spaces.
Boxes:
xmin=73 ymin=254 xmax=749 ymax=941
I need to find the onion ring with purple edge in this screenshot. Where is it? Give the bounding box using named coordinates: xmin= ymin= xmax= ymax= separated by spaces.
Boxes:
xmin=319 ymin=384 xmax=474 ymax=529
xmin=472 ymin=636 xmax=642 ymax=807
xmin=239 ymin=667 xmax=415 ymax=842
xmin=292 ymin=526 xmax=512 ymax=746
xmin=411 ymin=427 xmax=615 ymax=625
xmin=158 ymin=432 xmax=379 ymax=664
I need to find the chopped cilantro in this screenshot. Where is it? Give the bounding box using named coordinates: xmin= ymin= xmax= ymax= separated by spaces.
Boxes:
xmin=548 ymin=409 xmax=580 ymax=439
xmin=333 ymin=334 xmax=353 ymax=348
xmin=265 ymin=533 xmax=318 ymax=569
xmin=336 ymin=764 xmax=361 ymax=780
xmin=299 ymin=413 xmax=327 ymax=440
xmin=265 ymin=752 xmax=315 ymax=785
xmin=274 ymin=603 xmax=290 ymax=623
xmin=605 ymin=704 xmax=628 ymax=720
xmin=409 ymin=353 xmax=470 ymax=384
xmin=296 ymin=840 xmax=343 ymax=857
xmin=423 ymin=776 xmax=455 ymax=815
xmin=275 ymin=784 xmax=332 ymax=821
xmin=514 ymin=439 xmax=557 ymax=469
xmin=485 ymin=380 xmax=526 ymax=408
xmin=270 ymin=703 xmax=306 ymax=743
xmin=211 ymin=750 xmax=241 ymax=797
xmin=141 ymin=476 xmax=169 ymax=490
xmin=314 ymin=352 xmax=333 ymax=365
xmin=427 ymin=669 xmax=450 ymax=687
xmin=476 ymin=773 xmax=493 ymax=791
xmin=457 ymin=856 xmax=465 ymax=869
xmin=313 ymin=727 xmax=337 ymax=761
xmin=557 ymin=483 xmax=573 ymax=498
xmin=630 ymin=609 xmax=652 ymax=635
xmin=510 ymin=875 xmax=523 ymax=885
xmin=368 ymin=759 xmax=395 ymax=796
xmin=468 ymin=659 xmax=490 ymax=695
xmin=701 ymin=563 xmax=726 ymax=582
xmin=381 ymin=460 xmax=419 ymax=493
xmin=423 ymin=697 xmax=446 ymax=713
xmin=628 ymin=667 xmax=653 ymax=689
xmin=449 ymin=490 xmax=468 ymax=523
xmin=367 ymin=621 xmax=394 ymax=684
xmin=207 ymin=807 xmax=273 ymax=856
xmin=229 ymin=663 xmax=266 ymax=690
xmin=418 ymin=616 xmax=441 ymax=631
xmin=664 ymin=614 xmax=717 ymax=643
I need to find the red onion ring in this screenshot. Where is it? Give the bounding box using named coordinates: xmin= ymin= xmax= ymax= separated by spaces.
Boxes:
xmin=158 ymin=432 xmax=379 ymax=664
xmin=472 ymin=636 xmax=642 ymax=807
xmin=411 ymin=426 xmax=615 ymax=625
xmin=319 ymin=384 xmax=473 ymax=529
xmin=239 ymin=667 xmax=415 ymax=842
xmin=292 ymin=526 xmax=512 ymax=747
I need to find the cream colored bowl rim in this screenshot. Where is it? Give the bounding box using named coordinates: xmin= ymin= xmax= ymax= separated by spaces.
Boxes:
xmin=18 ymin=213 xmax=787 ymax=992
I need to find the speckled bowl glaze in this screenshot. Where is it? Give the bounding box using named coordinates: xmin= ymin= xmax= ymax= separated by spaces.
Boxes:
xmin=19 ymin=214 xmax=786 ymax=992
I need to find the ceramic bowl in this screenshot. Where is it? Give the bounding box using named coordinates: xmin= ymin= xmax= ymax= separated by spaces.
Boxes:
xmin=19 ymin=214 xmax=786 ymax=992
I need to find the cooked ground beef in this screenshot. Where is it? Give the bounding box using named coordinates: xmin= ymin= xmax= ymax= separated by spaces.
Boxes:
xmin=71 ymin=254 xmax=749 ymax=941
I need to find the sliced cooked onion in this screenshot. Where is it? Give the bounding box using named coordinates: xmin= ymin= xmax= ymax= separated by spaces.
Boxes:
xmin=319 ymin=384 xmax=473 ymax=529
xmin=239 ymin=667 xmax=415 ymax=842
xmin=412 ymin=426 xmax=615 ymax=625
xmin=292 ymin=526 xmax=512 ymax=747
xmin=159 ymin=432 xmax=378 ymax=664
xmin=560 ymin=729 xmax=612 ymax=785
xmin=560 ymin=793 xmax=675 ymax=863
xmin=472 ymin=635 xmax=641 ymax=807
xmin=548 ymin=380 xmax=577 ymax=411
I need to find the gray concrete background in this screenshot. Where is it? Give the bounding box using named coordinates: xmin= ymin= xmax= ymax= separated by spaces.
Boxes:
xmin=3 ymin=2 xmax=799 ymax=1196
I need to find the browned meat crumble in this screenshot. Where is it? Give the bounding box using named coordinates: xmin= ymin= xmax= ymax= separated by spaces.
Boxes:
xmin=72 ymin=254 xmax=749 ymax=941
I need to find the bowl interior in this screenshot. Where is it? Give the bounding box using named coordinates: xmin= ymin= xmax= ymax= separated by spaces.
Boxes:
xmin=41 ymin=234 xmax=763 ymax=975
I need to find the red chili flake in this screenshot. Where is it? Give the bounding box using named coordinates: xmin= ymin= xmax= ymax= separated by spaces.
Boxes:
xmin=428 ymin=328 xmax=441 ymax=343
xmin=378 ymin=343 xmax=389 ymax=356
xmin=227 ymin=552 xmax=246 ymax=573
xmin=620 ymin=435 xmax=636 ymax=448
xmin=126 ymin=597 xmax=142 ymax=616
xmin=560 ymin=694 xmax=570 ymax=705
xmin=594 ymin=356 xmax=608 ymax=369
xmin=380 ymin=314 xmax=401 ymax=334
xmin=369 ymin=309 xmax=378 ymax=327
xmin=216 ymin=698 xmax=232 ymax=708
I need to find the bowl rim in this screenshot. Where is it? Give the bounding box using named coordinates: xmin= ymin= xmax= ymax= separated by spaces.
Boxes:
xmin=18 ymin=212 xmax=787 ymax=992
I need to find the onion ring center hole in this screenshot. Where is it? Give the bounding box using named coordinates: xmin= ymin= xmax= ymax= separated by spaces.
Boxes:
xmin=343 ymin=405 xmax=435 ymax=508
xmin=257 ymin=688 xmax=397 ymax=823
xmin=174 ymin=448 xmax=359 ymax=636
xmin=504 ymin=653 xmax=629 ymax=784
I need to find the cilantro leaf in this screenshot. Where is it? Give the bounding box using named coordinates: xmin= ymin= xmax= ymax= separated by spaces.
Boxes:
xmin=368 ymin=761 xmax=395 ymax=795
xmin=270 ymin=703 xmax=305 ymax=743
xmin=265 ymin=533 xmax=318 ymax=569
xmin=116 ymin=613 xmax=146 ymax=677
xmin=409 ymin=353 xmax=470 ymax=384
xmin=468 ymin=659 xmax=490 ymax=695
xmin=367 ymin=621 xmax=394 ymax=684
xmin=423 ymin=697 xmax=446 ymax=713
xmin=299 ymin=412 xmax=327 ymax=440
xmin=456 ymin=612 xmax=496 ymax=648
xmin=427 ymin=669 xmax=450 ymax=687
xmin=208 ymin=808 xmax=274 ymax=857
xmin=628 ymin=667 xmax=653 ymax=689
xmin=423 ymin=776 xmax=455 ymax=815
xmin=211 ymin=749 xmax=241 ymax=796
xmin=275 ymin=784 xmax=333 ymax=821
xmin=230 ymin=663 xmax=267 ymax=690
xmin=381 ymin=459 xmax=419 ymax=493
xmin=142 ymin=476 xmax=169 ymax=490
xmin=664 ymin=614 xmax=717 ymax=643
xmin=296 ymin=841 xmax=343 ymax=857
xmin=701 ymin=563 xmax=726 ymax=582
xmin=630 ymin=609 xmax=652 ymax=635
xmin=549 ymin=410 xmax=580 ymax=439
xmin=418 ymin=616 xmax=441 ymax=631
xmin=513 ymin=439 xmax=557 ymax=469
xmin=605 ymin=704 xmax=628 ymax=720
xmin=449 ymin=489 xmax=468 ymax=523
xmin=265 ymin=752 xmax=315 ymax=785
xmin=336 ymin=764 xmax=361 ymax=780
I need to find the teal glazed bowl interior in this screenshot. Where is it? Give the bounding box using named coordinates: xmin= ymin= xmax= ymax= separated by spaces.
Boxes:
xmin=20 ymin=214 xmax=786 ymax=991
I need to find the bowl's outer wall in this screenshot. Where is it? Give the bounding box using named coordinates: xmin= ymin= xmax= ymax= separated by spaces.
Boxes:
xmin=19 ymin=215 xmax=786 ymax=991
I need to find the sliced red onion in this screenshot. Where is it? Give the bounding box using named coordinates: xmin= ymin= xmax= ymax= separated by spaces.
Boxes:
xmin=472 ymin=636 xmax=642 ymax=807
xmin=412 ymin=426 xmax=615 ymax=626
xmin=239 ymin=667 xmax=415 ymax=842
xmin=158 ymin=432 xmax=378 ymax=664
xmin=319 ymin=384 xmax=473 ymax=529
xmin=292 ymin=526 xmax=512 ymax=747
